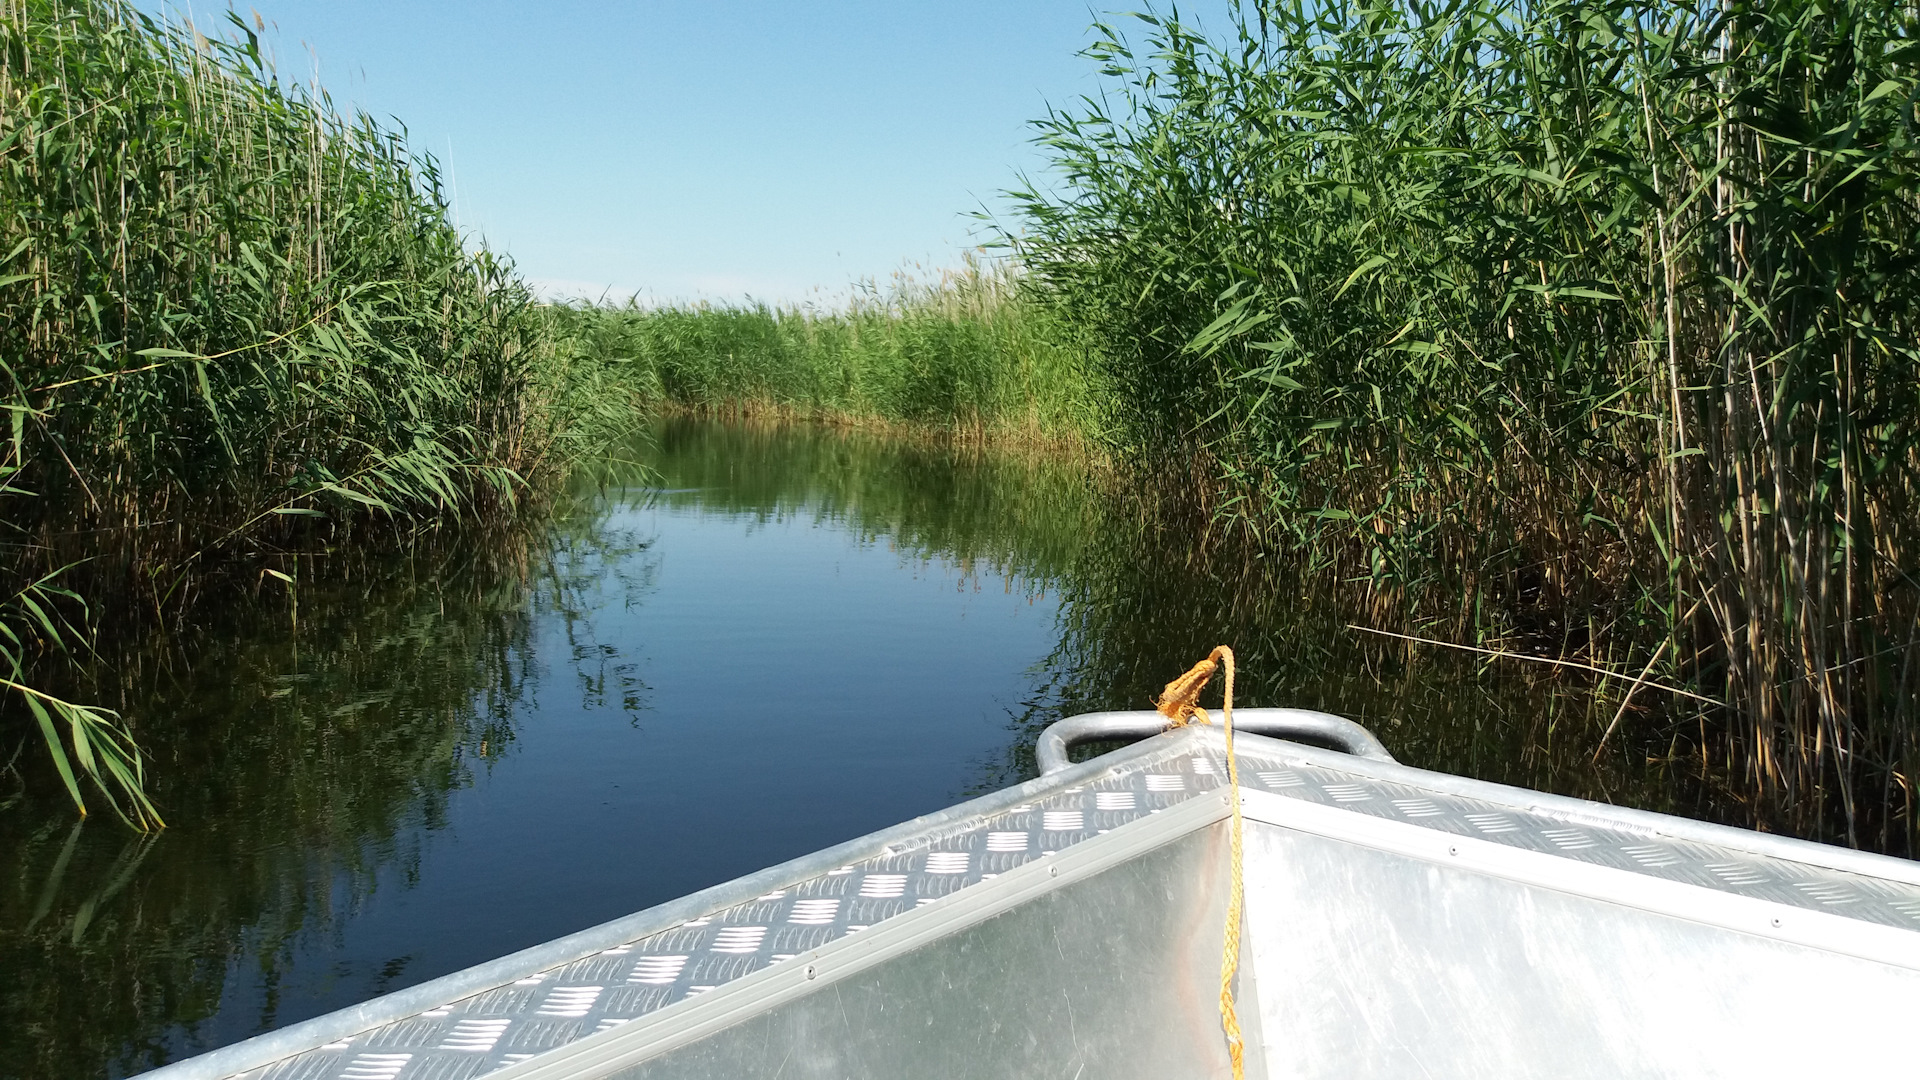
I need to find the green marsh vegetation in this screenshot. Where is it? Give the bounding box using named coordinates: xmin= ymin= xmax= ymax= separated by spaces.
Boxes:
xmin=572 ymin=0 xmax=1920 ymax=847
xmin=989 ymin=514 xmax=1712 ymax=823
xmin=0 ymin=1 xmax=637 ymax=827
xmin=12 ymin=0 xmax=1914 ymax=858
xmin=554 ymin=257 xmax=1106 ymax=446
xmin=1010 ymin=0 xmax=1920 ymax=847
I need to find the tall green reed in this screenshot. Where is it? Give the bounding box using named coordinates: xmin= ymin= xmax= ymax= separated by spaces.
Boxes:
xmin=555 ymin=257 xmax=1106 ymax=444
xmin=1011 ymin=0 xmax=1920 ymax=844
xmin=0 ymin=0 xmax=635 ymax=826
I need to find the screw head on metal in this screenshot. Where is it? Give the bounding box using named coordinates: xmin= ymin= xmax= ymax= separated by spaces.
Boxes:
xmin=805 ymin=964 xmax=816 ymax=980
xmin=1771 ymin=917 xmax=1782 ymax=928
xmin=1048 ymin=866 xmax=1058 ymax=878
xmin=1448 ymin=845 xmax=1459 ymax=856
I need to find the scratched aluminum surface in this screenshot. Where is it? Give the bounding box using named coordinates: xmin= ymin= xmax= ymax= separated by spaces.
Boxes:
xmin=218 ymin=736 xmax=1920 ymax=1080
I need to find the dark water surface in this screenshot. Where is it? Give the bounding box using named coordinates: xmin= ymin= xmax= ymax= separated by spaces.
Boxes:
xmin=3 ymin=417 xmax=1716 ymax=1078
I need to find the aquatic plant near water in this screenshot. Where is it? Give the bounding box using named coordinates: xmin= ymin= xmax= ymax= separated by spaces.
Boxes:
xmin=1010 ymin=0 xmax=1920 ymax=846
xmin=0 ymin=0 xmax=637 ymax=823
xmin=552 ymin=256 xmax=1106 ymax=446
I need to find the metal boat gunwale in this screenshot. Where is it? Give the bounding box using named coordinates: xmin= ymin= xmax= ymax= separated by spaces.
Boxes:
xmin=136 ymin=729 xmax=1204 ymax=1080
xmin=1187 ymin=724 xmax=1920 ymax=888
xmin=482 ymin=788 xmax=1237 ymax=1080
xmin=1237 ymin=785 xmax=1920 ymax=970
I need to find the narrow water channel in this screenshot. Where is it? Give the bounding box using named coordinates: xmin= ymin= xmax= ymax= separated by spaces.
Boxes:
xmin=3 ymin=416 xmax=1715 ymax=1079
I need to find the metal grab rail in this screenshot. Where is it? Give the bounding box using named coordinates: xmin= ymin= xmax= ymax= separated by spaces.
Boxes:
xmin=1035 ymin=708 xmax=1395 ymax=776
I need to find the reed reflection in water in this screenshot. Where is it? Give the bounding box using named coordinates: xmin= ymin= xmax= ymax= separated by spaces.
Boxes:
xmin=3 ymin=416 xmax=1721 ymax=1079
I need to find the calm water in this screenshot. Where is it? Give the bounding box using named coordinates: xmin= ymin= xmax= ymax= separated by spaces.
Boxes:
xmin=3 ymin=417 xmax=1715 ymax=1079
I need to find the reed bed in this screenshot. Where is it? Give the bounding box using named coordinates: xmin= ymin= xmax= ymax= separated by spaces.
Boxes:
xmin=555 ymin=258 xmax=1105 ymax=446
xmin=1011 ymin=0 xmax=1920 ymax=845
xmin=0 ymin=1 xmax=634 ymax=825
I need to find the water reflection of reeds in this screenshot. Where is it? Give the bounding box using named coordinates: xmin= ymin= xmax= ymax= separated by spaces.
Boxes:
xmin=637 ymin=418 xmax=1792 ymax=843
xmin=1 ymin=415 xmax=1891 ymax=1080
xmin=632 ymin=415 xmax=1102 ymax=595
xmin=985 ymin=518 xmax=1727 ymax=832
xmin=0 ymin=508 xmax=655 ymax=1077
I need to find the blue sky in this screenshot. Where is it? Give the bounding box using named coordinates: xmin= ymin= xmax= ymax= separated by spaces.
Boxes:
xmin=171 ymin=2 xmax=1231 ymax=305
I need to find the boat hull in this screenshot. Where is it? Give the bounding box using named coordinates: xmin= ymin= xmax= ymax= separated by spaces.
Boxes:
xmin=140 ymin=719 xmax=1920 ymax=1079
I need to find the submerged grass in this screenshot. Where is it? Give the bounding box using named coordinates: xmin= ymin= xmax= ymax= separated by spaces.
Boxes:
xmin=0 ymin=1 xmax=638 ymax=825
xmin=1009 ymin=0 xmax=1920 ymax=845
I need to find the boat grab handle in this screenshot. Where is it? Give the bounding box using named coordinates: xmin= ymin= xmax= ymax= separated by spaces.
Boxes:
xmin=1035 ymin=708 xmax=1395 ymax=776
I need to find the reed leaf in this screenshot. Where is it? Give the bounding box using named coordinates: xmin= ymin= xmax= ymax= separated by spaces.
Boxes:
xmin=0 ymin=0 xmax=642 ymax=824
xmin=1010 ymin=0 xmax=1920 ymax=844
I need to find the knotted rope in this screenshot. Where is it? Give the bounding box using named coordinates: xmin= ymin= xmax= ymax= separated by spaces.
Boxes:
xmin=1155 ymin=645 xmax=1244 ymax=1080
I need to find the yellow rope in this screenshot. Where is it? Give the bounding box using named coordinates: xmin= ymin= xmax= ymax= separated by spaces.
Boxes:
xmin=1155 ymin=646 xmax=1245 ymax=1080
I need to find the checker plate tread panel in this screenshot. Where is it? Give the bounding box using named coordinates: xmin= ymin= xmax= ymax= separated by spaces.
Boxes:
xmin=217 ymin=740 xmax=1920 ymax=1080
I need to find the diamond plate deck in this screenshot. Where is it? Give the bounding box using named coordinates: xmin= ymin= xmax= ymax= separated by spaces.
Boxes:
xmin=149 ymin=725 xmax=1920 ymax=1080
